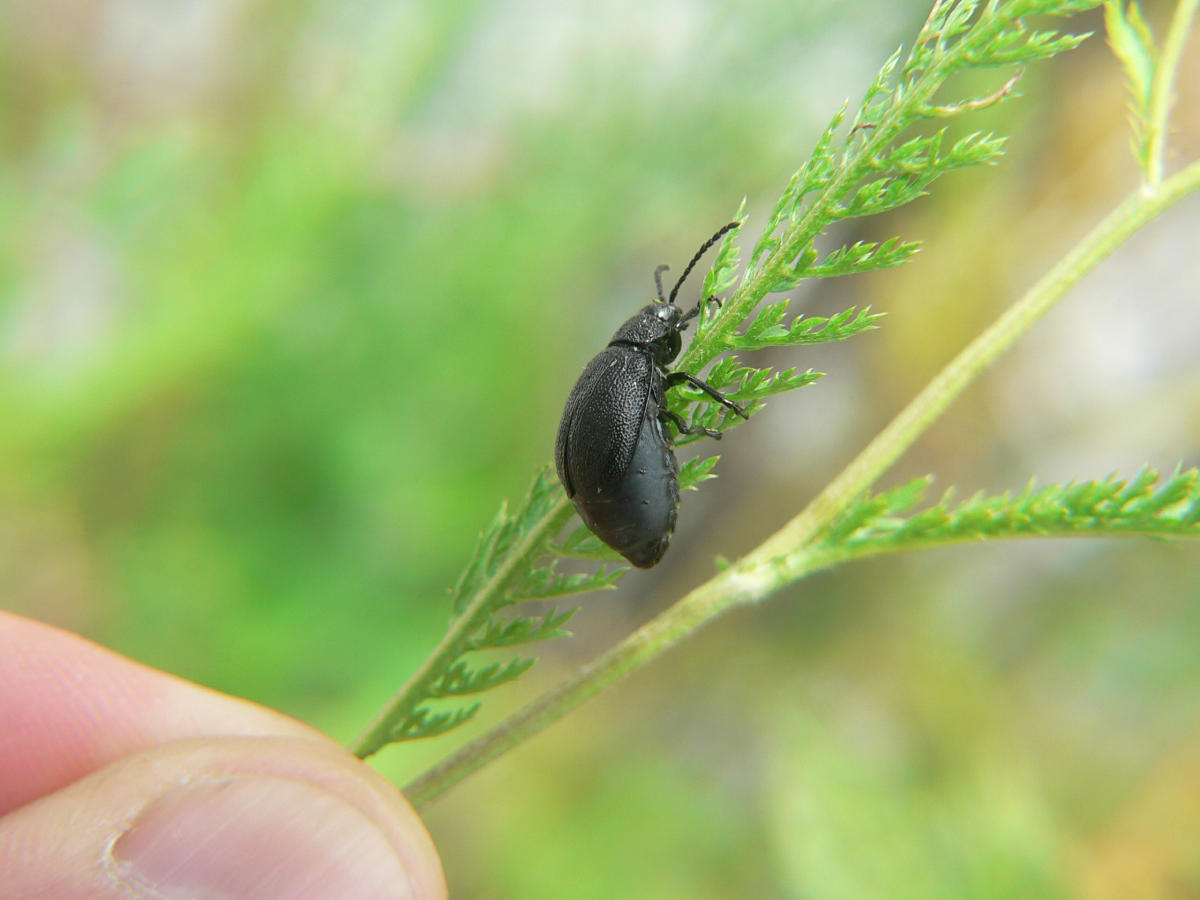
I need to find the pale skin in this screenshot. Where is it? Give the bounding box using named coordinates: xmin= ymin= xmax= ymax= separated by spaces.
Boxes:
xmin=0 ymin=611 xmax=447 ymax=899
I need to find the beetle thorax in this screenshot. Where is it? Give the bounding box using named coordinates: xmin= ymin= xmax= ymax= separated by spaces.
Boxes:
xmin=609 ymin=303 xmax=683 ymax=366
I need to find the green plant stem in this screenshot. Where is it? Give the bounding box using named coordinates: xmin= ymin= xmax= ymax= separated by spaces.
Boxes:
xmin=403 ymin=156 xmax=1200 ymax=808
xmin=1146 ymin=0 xmax=1199 ymax=185
xmin=758 ymin=166 xmax=1200 ymax=573
xmin=349 ymin=494 xmax=574 ymax=758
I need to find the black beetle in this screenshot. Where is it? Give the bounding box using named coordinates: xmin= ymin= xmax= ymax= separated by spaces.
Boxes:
xmin=555 ymin=223 xmax=749 ymax=568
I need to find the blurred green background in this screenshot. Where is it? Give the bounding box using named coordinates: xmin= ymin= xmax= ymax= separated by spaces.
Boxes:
xmin=3 ymin=0 xmax=1199 ymax=896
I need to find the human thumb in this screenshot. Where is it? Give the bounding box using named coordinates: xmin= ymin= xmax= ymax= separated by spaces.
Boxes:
xmin=0 ymin=736 xmax=446 ymax=899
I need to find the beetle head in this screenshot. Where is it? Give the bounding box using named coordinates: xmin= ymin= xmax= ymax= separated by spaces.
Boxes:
xmin=607 ymin=222 xmax=738 ymax=366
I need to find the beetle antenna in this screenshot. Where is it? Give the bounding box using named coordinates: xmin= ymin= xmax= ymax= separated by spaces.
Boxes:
xmin=653 ymin=264 xmax=670 ymax=303
xmin=668 ymin=221 xmax=739 ymax=306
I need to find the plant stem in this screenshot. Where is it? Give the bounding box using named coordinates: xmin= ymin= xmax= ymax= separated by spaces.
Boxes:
xmin=1146 ymin=0 xmax=1199 ymax=185
xmin=402 ymin=156 xmax=1200 ymax=808
xmin=760 ymin=160 xmax=1200 ymax=572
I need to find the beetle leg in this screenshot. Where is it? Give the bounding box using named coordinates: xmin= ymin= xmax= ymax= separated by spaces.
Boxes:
xmin=661 ymin=408 xmax=722 ymax=440
xmin=664 ymin=371 xmax=750 ymax=420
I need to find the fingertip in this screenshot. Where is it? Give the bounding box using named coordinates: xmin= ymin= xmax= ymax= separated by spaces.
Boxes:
xmin=0 ymin=736 xmax=447 ymax=900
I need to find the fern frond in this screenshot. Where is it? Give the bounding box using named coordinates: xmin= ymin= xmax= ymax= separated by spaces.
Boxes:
xmin=808 ymin=240 xmax=922 ymax=279
xmin=671 ymin=0 xmax=1102 ymax=430
xmin=551 ymin=526 xmax=620 ymax=562
xmin=469 ymin=607 xmax=580 ymax=651
xmin=1105 ymin=0 xmax=1161 ymax=178
xmin=510 ymin=566 xmax=623 ymax=602
xmin=351 ymin=469 xmax=585 ymax=756
xmin=819 ymin=467 xmax=1200 ymax=562
xmin=730 ymin=304 xmax=884 ymax=350
xmin=679 ymin=455 xmax=721 ymax=491
xmin=427 ymin=658 xmax=536 ymax=699
xmin=393 ymin=704 xmax=480 ymax=742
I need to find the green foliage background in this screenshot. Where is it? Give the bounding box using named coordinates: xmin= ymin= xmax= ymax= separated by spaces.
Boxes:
xmin=2 ymin=0 xmax=1198 ymax=896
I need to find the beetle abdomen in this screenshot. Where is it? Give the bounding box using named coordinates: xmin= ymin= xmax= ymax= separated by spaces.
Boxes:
xmin=570 ymin=406 xmax=679 ymax=568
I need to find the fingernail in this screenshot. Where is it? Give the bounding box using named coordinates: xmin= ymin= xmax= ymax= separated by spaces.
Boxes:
xmin=110 ymin=776 xmax=416 ymax=899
